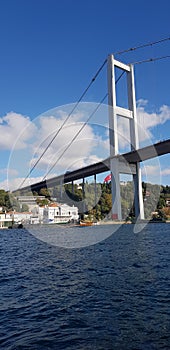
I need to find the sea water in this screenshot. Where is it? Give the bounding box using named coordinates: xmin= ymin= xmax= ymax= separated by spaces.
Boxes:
xmin=0 ymin=223 xmax=170 ymax=349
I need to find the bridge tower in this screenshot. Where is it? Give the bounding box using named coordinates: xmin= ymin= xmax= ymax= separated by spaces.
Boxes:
xmin=107 ymin=55 xmax=144 ymax=220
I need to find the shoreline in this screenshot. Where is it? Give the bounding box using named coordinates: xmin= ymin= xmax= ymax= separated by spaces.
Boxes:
xmin=98 ymin=219 xmax=169 ymax=225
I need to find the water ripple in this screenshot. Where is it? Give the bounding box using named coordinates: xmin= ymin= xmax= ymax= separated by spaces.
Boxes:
xmin=0 ymin=224 xmax=170 ymax=349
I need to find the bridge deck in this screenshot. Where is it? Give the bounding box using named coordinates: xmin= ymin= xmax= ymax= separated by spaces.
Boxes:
xmin=13 ymin=139 xmax=170 ymax=193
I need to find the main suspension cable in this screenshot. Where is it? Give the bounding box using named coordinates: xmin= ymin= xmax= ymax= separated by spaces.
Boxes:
xmin=131 ymin=54 xmax=170 ymax=65
xmin=42 ymin=72 xmax=125 ymax=180
xmin=19 ymin=59 xmax=107 ymax=189
xmin=114 ymin=36 xmax=170 ymax=56
xmin=19 ymin=35 xmax=170 ymax=188
xmin=42 ymin=93 xmax=108 ymax=180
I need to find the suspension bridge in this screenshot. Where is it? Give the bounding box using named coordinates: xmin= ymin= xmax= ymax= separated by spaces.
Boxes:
xmin=13 ymin=38 xmax=170 ymax=220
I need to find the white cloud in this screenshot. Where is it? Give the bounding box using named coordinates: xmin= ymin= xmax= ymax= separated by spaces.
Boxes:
xmin=6 ymin=106 xmax=108 ymax=189
xmin=2 ymin=101 xmax=170 ymax=191
xmin=141 ymin=163 xmax=162 ymax=186
xmin=137 ymin=99 xmax=148 ymax=107
xmin=29 ymin=114 xmax=105 ymax=173
xmin=137 ymin=100 xmax=170 ymax=142
xmin=141 ymin=165 xmax=160 ymax=176
xmin=0 ymin=168 xmax=18 ymax=176
xmin=116 ymin=100 xmax=170 ymax=150
xmin=0 ymin=112 xmax=37 ymax=150
xmin=161 ymin=168 xmax=170 ymax=176
xmin=0 ymin=179 xmax=9 ymax=191
xmin=0 ymin=176 xmax=45 ymax=192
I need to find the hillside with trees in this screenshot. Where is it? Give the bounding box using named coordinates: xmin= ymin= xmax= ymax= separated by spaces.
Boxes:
xmin=0 ymin=190 xmax=29 ymax=212
xmin=1 ymin=182 xmax=170 ymax=221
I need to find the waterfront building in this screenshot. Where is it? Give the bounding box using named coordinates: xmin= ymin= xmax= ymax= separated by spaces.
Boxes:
xmin=16 ymin=196 xmax=46 ymax=211
xmin=12 ymin=211 xmax=32 ymax=224
xmin=166 ymin=198 xmax=170 ymax=206
xmin=0 ymin=212 xmax=12 ymax=228
xmin=43 ymin=203 xmax=79 ymax=224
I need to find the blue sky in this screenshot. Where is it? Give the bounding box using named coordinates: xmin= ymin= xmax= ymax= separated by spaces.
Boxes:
xmin=0 ymin=0 xmax=170 ymax=190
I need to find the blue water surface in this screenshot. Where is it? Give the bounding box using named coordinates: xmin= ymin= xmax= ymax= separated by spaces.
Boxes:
xmin=0 ymin=223 xmax=170 ymax=349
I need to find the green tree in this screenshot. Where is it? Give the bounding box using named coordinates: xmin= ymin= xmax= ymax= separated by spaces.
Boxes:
xmin=121 ymin=198 xmax=129 ymax=219
xmin=36 ymin=198 xmax=49 ymax=207
xmin=39 ymin=188 xmax=51 ymax=199
xmin=0 ymin=190 xmax=6 ymax=207
xmin=157 ymin=196 xmax=166 ymax=209
xmin=21 ymin=204 xmax=29 ymax=212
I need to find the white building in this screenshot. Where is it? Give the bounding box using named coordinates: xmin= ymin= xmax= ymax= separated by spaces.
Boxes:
xmin=29 ymin=206 xmax=45 ymax=224
xmin=12 ymin=211 xmax=32 ymax=224
xmin=166 ymin=198 xmax=170 ymax=207
xmin=0 ymin=212 xmax=13 ymax=228
xmin=43 ymin=203 xmax=79 ymax=224
xmin=16 ymin=196 xmax=46 ymax=211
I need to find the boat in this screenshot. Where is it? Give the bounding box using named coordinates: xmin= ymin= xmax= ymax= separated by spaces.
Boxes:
xmin=149 ymin=217 xmax=166 ymax=223
xmin=78 ymin=220 xmax=93 ymax=227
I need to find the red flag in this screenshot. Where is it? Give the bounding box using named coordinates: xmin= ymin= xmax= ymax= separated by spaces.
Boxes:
xmin=104 ymin=174 xmax=111 ymax=182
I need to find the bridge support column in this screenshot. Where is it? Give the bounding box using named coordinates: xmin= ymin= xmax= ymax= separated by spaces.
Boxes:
xmin=110 ymin=158 xmax=122 ymax=220
xmin=133 ymin=163 xmax=144 ymax=219
xmin=82 ymin=177 xmax=86 ymax=219
xmin=94 ymin=174 xmax=97 ymax=209
xmin=71 ymin=181 xmax=74 ymax=194
xmin=60 ymin=179 xmax=63 ymax=200
xmin=107 ymin=54 xmax=144 ymax=221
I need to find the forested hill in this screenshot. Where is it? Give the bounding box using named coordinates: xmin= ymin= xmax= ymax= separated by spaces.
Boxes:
xmin=0 ymin=182 xmax=170 ymax=221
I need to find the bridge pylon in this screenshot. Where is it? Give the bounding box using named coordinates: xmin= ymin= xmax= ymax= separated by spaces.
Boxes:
xmin=107 ymin=55 xmax=144 ymax=220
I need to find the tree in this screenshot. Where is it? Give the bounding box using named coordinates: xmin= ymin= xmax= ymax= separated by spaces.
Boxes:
xmin=39 ymin=188 xmax=51 ymax=199
xmin=36 ymin=198 xmax=49 ymax=207
xmin=121 ymin=198 xmax=129 ymax=219
xmin=0 ymin=190 xmax=6 ymax=207
xmin=6 ymin=193 xmax=20 ymax=211
xmin=21 ymin=204 xmax=29 ymax=212
xmin=157 ymin=196 xmax=166 ymax=209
